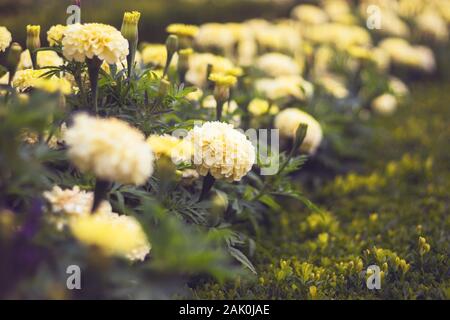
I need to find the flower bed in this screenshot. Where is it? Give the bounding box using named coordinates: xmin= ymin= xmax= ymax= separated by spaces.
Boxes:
xmin=0 ymin=0 xmax=449 ymax=299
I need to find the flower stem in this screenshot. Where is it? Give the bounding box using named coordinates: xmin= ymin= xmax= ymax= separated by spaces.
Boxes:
xmin=87 ymin=57 xmax=102 ymax=115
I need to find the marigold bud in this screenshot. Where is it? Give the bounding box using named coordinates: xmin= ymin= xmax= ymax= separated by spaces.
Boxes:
xmin=26 ymin=25 xmax=41 ymax=52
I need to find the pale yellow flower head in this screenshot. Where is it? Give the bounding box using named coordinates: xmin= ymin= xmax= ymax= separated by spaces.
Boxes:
xmin=70 ymin=211 xmax=151 ymax=261
xmin=12 ymin=69 xmax=70 ymax=95
xmin=64 ymin=113 xmax=154 ymax=185
xmin=185 ymin=121 xmax=256 ymax=182
xmin=47 ymin=24 xmax=67 ymax=46
xmin=371 ymin=93 xmax=397 ymax=115
xmin=44 ymin=185 xmax=112 ymax=217
xmin=274 ymin=108 xmax=323 ymax=154
xmin=18 ymin=49 xmax=64 ymax=70
xmin=186 ymin=53 xmax=237 ymax=87
xmin=291 ymin=4 xmax=329 ymax=25
xmin=209 ymin=73 xmax=237 ymax=87
xmin=167 ymin=24 xmax=199 ymax=38
xmin=379 ymin=38 xmax=436 ymax=72
xmin=316 ymin=74 xmax=349 ymax=99
xmin=255 ymin=53 xmax=301 ymax=77
xmin=416 ymin=10 xmax=449 ymax=43
xmin=147 ymin=134 xmax=193 ymax=164
xmin=62 ymin=23 xmax=129 ymax=64
xmin=123 ymin=11 xmax=141 ymax=25
xmin=248 ymin=98 xmax=279 ymax=116
xmin=141 ymin=44 xmax=167 ymax=67
xmin=0 ymin=26 xmax=12 ymax=52
xmin=255 ymin=76 xmax=313 ymax=101
xmin=195 ymin=23 xmax=236 ymax=52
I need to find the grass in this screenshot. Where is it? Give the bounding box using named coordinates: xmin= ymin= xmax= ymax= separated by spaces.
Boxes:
xmin=194 ymin=81 xmax=450 ymax=299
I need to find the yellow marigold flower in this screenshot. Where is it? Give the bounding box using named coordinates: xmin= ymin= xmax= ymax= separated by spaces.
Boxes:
xmin=47 ymin=24 xmax=67 ymax=46
xmin=141 ymin=44 xmax=167 ymax=67
xmin=379 ymin=38 xmax=436 ymax=72
xmin=146 ymin=134 xmax=192 ymax=164
xmin=255 ymin=76 xmax=314 ymax=101
xmin=0 ymin=26 xmax=12 ymax=52
xmin=416 ymin=10 xmax=449 ymax=43
xmin=185 ymin=121 xmax=256 ymax=181
xmin=12 ymin=69 xmax=71 ymax=95
xmin=255 ymin=53 xmax=300 ymax=77
xmin=274 ymin=108 xmax=323 ymax=154
xmin=167 ymin=24 xmax=199 ymax=38
xmin=64 ymin=113 xmax=154 ymax=185
xmin=186 ymin=53 xmax=237 ymax=87
xmin=229 ymin=68 xmax=244 ymax=78
xmin=316 ymin=73 xmax=349 ymax=99
xmin=62 ymin=23 xmax=129 ymax=64
xmin=371 ymin=93 xmax=398 ymax=116
xmin=44 ymin=185 xmax=112 ymax=216
xmin=195 ymin=23 xmax=236 ymax=52
xmin=33 ymin=76 xmax=72 ymax=95
xmin=389 ymin=76 xmax=409 ymax=98
xmin=18 ymin=49 xmax=64 ymax=70
xmin=291 ymin=4 xmax=329 ymax=25
xmin=208 ymin=73 xmax=237 ymax=87
xmin=12 ymin=69 xmax=45 ymax=91
xmin=248 ymin=98 xmax=279 ymax=116
xmin=70 ymin=211 xmax=151 ymax=261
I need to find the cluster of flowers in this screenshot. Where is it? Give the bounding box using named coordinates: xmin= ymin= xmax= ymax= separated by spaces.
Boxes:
xmin=0 ymin=0 xmax=448 ymax=265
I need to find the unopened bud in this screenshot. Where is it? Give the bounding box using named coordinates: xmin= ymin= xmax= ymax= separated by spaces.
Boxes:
xmin=158 ymin=78 xmax=171 ymax=97
xmin=6 ymin=42 xmax=22 ymax=72
xmin=26 ymin=25 xmax=41 ymax=52
xmin=166 ymin=35 xmax=179 ymax=57
xmin=121 ymin=11 xmax=140 ymax=42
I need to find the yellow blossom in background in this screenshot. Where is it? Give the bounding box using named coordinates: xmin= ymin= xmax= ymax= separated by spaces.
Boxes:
xmin=18 ymin=49 xmax=64 ymax=70
xmin=275 ymin=108 xmax=323 ymax=154
xmin=44 ymin=186 xmax=112 ymax=216
xmin=62 ymin=23 xmax=129 ymax=64
xmin=416 ymin=10 xmax=449 ymax=42
xmin=255 ymin=52 xmax=301 ymax=77
xmin=208 ymin=73 xmax=237 ymax=87
xmin=12 ymin=69 xmax=71 ymax=95
xmin=186 ymin=53 xmax=237 ymax=87
xmin=418 ymin=236 xmax=431 ymax=256
xmin=255 ymin=76 xmax=313 ymax=101
xmin=141 ymin=44 xmax=167 ymax=67
xmin=291 ymin=4 xmax=329 ymax=25
xmin=389 ymin=77 xmax=409 ymax=98
xmin=185 ymin=121 xmax=256 ymax=181
xmin=12 ymin=69 xmax=45 ymax=91
xmin=167 ymin=24 xmax=199 ymax=38
xmin=185 ymin=88 xmax=203 ymax=101
xmin=70 ymin=211 xmax=151 ymax=261
xmin=195 ymin=23 xmax=236 ymax=53
xmin=371 ymin=94 xmax=398 ymax=116
xmin=303 ymin=23 xmax=371 ymax=48
xmin=146 ymin=134 xmax=192 ymax=164
xmin=43 ymin=185 xmax=112 ymax=230
xmin=316 ymin=74 xmax=349 ymax=99
xmin=47 ymin=24 xmax=67 ymax=46
xmin=64 ymin=113 xmax=154 ymax=185
xmin=379 ymin=38 xmax=436 ymax=72
xmin=248 ymin=98 xmax=279 ymax=116
xmin=0 ymin=26 xmax=12 ymax=52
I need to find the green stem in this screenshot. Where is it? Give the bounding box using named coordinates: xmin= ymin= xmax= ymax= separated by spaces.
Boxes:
xmin=87 ymin=57 xmax=102 ymax=115
xmin=199 ymin=173 xmax=216 ymax=202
